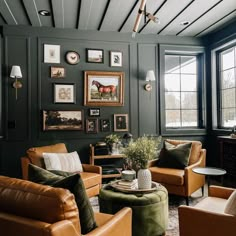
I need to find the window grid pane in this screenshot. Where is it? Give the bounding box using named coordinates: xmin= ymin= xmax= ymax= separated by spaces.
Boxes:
xmin=219 ymin=46 xmax=236 ymax=128
xmin=164 ymin=55 xmax=198 ymax=128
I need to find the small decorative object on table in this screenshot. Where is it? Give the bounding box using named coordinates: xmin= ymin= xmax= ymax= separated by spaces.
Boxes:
xmin=121 ymin=170 xmax=136 ymax=181
xmin=231 ymin=125 xmax=236 ymax=138
xmin=122 ymin=136 xmax=162 ymax=189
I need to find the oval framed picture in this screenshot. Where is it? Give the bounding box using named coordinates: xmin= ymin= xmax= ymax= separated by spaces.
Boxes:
xmin=65 ymin=51 xmax=80 ymax=65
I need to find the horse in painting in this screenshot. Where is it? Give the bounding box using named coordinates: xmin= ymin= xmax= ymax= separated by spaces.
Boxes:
xmin=92 ymin=80 xmax=116 ymax=98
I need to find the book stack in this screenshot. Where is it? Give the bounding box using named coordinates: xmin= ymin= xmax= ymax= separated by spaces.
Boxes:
xmin=117 ymin=179 xmax=138 ymax=189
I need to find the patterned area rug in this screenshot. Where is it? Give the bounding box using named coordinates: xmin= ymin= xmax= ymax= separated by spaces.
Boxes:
xmin=90 ymin=187 xmax=206 ymax=236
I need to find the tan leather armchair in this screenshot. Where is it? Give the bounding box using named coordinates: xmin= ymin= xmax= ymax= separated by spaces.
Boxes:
xmin=178 ymin=185 xmax=236 ymax=236
xmin=149 ymin=139 xmax=206 ymax=205
xmin=21 ymin=143 xmax=102 ymax=198
xmin=0 ymin=175 xmax=132 ymax=236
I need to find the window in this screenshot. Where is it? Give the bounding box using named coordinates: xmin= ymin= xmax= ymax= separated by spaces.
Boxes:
xmin=164 ymin=55 xmax=198 ymax=127
xmin=160 ymin=45 xmax=206 ymax=135
xmin=218 ymin=46 xmax=236 ymax=128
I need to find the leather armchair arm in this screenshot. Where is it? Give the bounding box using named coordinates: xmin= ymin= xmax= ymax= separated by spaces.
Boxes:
xmin=209 ymin=185 xmax=235 ymax=199
xmin=82 ymin=164 xmax=102 ymax=174
xmin=178 ymin=205 xmax=236 ymax=236
xmin=86 ymin=208 xmax=132 ymax=236
xmin=21 ymin=157 xmax=31 ymax=180
xmin=148 ymin=159 xmax=158 ymax=167
xmin=185 ymin=149 xmax=206 ymax=195
xmin=48 ymin=220 xmax=80 ymax=236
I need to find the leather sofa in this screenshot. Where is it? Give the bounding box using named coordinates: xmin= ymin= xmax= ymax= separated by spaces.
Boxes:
xmin=178 ymin=185 xmax=236 ymax=236
xmin=21 ymin=143 xmax=102 ymax=198
xmin=0 ymin=175 xmax=132 ymax=236
xmin=149 ymin=139 xmax=206 ymax=205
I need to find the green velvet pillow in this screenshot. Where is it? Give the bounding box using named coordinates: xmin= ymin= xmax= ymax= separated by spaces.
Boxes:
xmin=28 ymin=164 xmax=97 ymax=234
xmin=157 ymin=141 xmax=192 ymax=169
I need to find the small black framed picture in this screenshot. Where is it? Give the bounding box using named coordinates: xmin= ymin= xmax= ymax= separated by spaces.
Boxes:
xmin=86 ymin=118 xmax=98 ymax=133
xmin=110 ymin=51 xmax=122 ymax=67
xmin=100 ymin=119 xmax=111 ymax=132
xmin=86 ymin=48 xmax=104 ymax=63
xmin=88 ymin=108 xmax=100 ymax=117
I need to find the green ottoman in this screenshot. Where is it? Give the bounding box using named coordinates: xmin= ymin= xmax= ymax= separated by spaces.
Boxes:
xmin=99 ymin=184 xmax=168 ymax=236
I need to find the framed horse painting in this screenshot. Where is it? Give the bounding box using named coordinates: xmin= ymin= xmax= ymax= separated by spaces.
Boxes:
xmin=84 ymin=71 xmax=125 ymax=106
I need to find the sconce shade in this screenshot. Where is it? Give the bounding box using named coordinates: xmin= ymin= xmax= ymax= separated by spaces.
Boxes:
xmin=146 ymin=70 xmax=156 ymax=81
xmin=10 ymin=66 xmax=22 ymax=78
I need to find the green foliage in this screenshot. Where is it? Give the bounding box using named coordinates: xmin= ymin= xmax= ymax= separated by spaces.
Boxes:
xmin=105 ymin=134 xmax=121 ymax=145
xmin=122 ymin=136 xmax=162 ymax=169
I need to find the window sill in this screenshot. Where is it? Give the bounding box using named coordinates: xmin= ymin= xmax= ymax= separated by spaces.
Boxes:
xmin=161 ymin=128 xmax=207 ymax=136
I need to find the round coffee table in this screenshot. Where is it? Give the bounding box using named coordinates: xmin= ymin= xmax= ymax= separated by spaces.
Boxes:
xmin=192 ymin=167 xmax=226 ymax=187
xmin=99 ymin=183 xmax=168 ymax=236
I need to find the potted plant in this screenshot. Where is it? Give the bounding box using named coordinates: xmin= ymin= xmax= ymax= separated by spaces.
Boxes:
xmin=122 ymin=136 xmax=161 ymax=189
xmin=105 ymin=134 xmax=121 ymax=154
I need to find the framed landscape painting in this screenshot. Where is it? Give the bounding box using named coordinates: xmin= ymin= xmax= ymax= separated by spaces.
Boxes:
xmin=86 ymin=49 xmax=104 ymax=63
xmin=84 ymin=71 xmax=124 ymax=106
xmin=43 ymin=110 xmax=83 ymax=131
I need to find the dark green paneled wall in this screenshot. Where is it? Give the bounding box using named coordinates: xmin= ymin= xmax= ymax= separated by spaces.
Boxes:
xmin=0 ymin=25 xmax=204 ymax=178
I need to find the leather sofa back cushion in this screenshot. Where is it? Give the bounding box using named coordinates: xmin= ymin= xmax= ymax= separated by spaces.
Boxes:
xmin=26 ymin=143 xmax=68 ymax=168
xmin=224 ymin=190 xmax=236 ymax=215
xmin=166 ymin=139 xmax=202 ymax=165
xmin=0 ymin=175 xmax=80 ymax=231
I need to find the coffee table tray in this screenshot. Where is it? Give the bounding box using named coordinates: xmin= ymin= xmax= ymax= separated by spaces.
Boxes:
xmin=109 ymin=180 xmax=160 ymax=194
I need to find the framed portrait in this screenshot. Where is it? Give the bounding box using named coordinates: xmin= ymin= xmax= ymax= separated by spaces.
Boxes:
xmin=86 ymin=49 xmax=104 ymax=63
xmin=43 ymin=110 xmax=84 ymax=131
xmin=51 ymin=67 xmax=65 ymax=78
xmin=86 ymin=118 xmax=98 ymax=133
xmin=110 ymin=51 xmax=122 ymax=67
xmin=84 ymin=71 xmax=124 ymax=106
xmin=114 ymin=114 xmax=128 ymax=132
xmin=44 ymin=44 xmax=60 ymax=63
xmin=88 ymin=108 xmax=100 ymax=117
xmin=54 ymin=83 xmax=75 ymax=104
xmin=100 ymin=119 xmax=111 ymax=132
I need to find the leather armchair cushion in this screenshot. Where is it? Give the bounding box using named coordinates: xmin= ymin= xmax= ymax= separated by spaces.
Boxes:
xmin=224 ymin=190 xmax=236 ymax=215
xmin=157 ymin=142 xmax=192 ymax=169
xmin=149 ymin=167 xmax=184 ymax=185
xmin=0 ymin=175 xmax=80 ymax=231
xmin=27 ymin=143 xmax=68 ymax=168
xmin=166 ymin=139 xmax=202 ymax=165
xmin=28 ymin=164 xmax=97 ymax=234
xmin=194 ymin=196 xmax=227 ymax=214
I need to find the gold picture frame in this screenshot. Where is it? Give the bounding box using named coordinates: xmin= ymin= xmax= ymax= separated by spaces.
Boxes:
xmin=84 ymin=71 xmax=124 ymax=106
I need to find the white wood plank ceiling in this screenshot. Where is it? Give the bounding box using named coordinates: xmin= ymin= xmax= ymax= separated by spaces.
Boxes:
xmin=0 ymin=0 xmax=235 ymax=37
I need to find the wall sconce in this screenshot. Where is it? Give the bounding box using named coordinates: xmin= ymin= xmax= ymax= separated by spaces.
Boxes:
xmin=144 ymin=70 xmax=156 ymax=91
xmin=10 ymin=65 xmax=22 ymax=100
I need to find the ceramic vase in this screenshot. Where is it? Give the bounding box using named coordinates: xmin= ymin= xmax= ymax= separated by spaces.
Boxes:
xmin=137 ymin=168 xmax=152 ymax=189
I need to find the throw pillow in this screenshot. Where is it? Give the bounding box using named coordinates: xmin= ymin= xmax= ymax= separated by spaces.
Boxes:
xmin=157 ymin=141 xmax=192 ymax=169
xmin=28 ymin=164 xmax=97 ymax=234
xmin=42 ymin=151 xmax=83 ymax=172
xmin=224 ymin=190 xmax=236 ymax=216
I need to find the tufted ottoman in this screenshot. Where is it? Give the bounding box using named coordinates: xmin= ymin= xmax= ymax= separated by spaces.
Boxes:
xmin=99 ymin=184 xmax=168 ymax=236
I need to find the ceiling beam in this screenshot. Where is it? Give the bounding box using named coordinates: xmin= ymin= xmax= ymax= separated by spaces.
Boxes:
xmin=51 ymin=0 xmax=64 ymax=28
xmin=0 ymin=0 xmax=17 ymax=25
xmin=22 ymin=0 xmax=41 ymax=27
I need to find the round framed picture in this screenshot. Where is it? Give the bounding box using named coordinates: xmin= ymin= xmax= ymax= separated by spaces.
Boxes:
xmin=65 ymin=51 xmax=80 ymax=65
